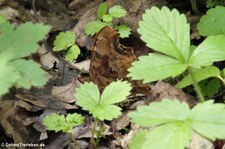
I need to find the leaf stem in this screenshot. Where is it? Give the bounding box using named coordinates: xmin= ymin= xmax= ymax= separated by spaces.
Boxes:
xmin=217 ymin=76 xmax=225 ymax=86
xmin=91 ymin=118 xmax=97 ymax=146
xmin=188 ymin=67 xmax=205 ymax=102
xmin=70 ymin=131 xmax=76 ymax=145
xmin=190 ymin=0 xmax=199 ymax=14
xmin=91 ymin=118 xmax=102 ymax=147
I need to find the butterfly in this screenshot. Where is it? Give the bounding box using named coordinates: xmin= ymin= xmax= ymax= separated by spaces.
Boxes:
xmin=89 ymin=26 xmax=151 ymax=95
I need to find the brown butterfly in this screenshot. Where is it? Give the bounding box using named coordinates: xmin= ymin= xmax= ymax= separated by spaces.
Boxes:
xmin=89 ymin=26 xmax=151 ymax=95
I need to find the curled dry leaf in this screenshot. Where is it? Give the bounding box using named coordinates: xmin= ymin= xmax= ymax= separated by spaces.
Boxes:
xmin=39 ymin=44 xmax=58 ymax=70
xmin=71 ymin=59 xmax=90 ymax=72
xmin=51 ymin=79 xmax=80 ymax=103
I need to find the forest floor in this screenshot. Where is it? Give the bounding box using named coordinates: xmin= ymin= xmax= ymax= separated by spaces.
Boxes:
xmin=0 ymin=0 xmax=224 ymax=149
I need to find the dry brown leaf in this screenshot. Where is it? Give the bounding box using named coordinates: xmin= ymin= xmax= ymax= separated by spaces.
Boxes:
xmin=0 ymin=100 xmax=39 ymax=147
xmin=149 ymin=81 xmax=197 ymax=106
xmin=71 ymin=59 xmax=90 ymax=72
xmin=51 ymin=79 xmax=80 ymax=103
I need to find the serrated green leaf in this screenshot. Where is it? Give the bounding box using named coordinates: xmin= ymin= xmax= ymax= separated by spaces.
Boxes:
xmin=0 ymin=22 xmax=50 ymax=60
xmin=97 ymin=2 xmax=107 ymax=19
xmin=9 ymin=59 xmax=47 ymax=89
xmin=129 ymin=130 xmax=149 ymax=149
xmin=189 ymin=35 xmax=225 ymax=68
xmin=0 ymin=64 xmax=19 ymax=97
xmin=129 ymin=99 xmax=191 ymax=126
xmin=75 ymin=82 xmax=100 ymax=112
xmin=197 ymin=6 xmax=225 ymax=36
xmin=115 ymin=25 xmax=131 ymax=38
xmin=75 ymin=81 xmax=131 ymax=120
xmin=128 ymin=53 xmax=187 ymax=83
xmin=190 ymin=100 xmax=225 ymax=140
xmin=101 ymin=80 xmax=131 ymax=105
xmin=65 ymin=45 xmax=80 ymax=62
xmin=129 ymin=98 xmax=225 ymax=148
xmin=66 ymin=113 xmax=84 ymax=128
xmin=53 ymin=31 xmax=75 ymax=51
xmin=102 ymin=14 xmax=113 ymax=22
xmin=85 ymin=20 xmax=108 ymax=36
xmin=92 ymin=104 xmax=122 ymax=121
xmin=43 ymin=113 xmax=67 ymax=132
xmin=176 ymin=66 xmax=221 ymax=88
xmin=138 ymin=6 xmax=190 ymax=61
xmin=109 ymin=5 xmax=126 ymax=18
xmin=142 ymin=123 xmax=192 ymax=149
xmin=0 ymin=22 xmax=49 ymax=98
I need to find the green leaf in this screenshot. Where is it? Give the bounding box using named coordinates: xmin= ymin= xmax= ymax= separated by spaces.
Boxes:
xmin=43 ymin=113 xmax=66 ymax=132
xmin=53 ymin=31 xmax=75 ymax=51
xmin=189 ymin=35 xmax=225 ymax=68
xmin=9 ymin=59 xmax=47 ymax=88
xmin=129 ymin=98 xmax=225 ymax=148
xmin=0 ymin=22 xmax=51 ymax=60
xmin=44 ymin=113 xmax=84 ymax=133
xmin=109 ymin=5 xmax=126 ymax=18
xmin=142 ymin=123 xmax=192 ymax=149
xmin=85 ymin=20 xmax=108 ymax=36
xmin=102 ymin=14 xmax=113 ymax=22
xmin=65 ymin=45 xmax=80 ymax=62
xmin=115 ymin=25 xmax=131 ymax=38
xmin=97 ymin=2 xmax=108 ymax=19
xmin=0 ymin=22 xmax=50 ymax=98
xmin=190 ymin=100 xmax=225 ymax=140
xmin=101 ymin=80 xmax=132 ymax=105
xmin=176 ymin=66 xmax=221 ymax=88
xmin=127 ymin=53 xmax=187 ymax=83
xmin=0 ymin=64 xmax=19 ymax=97
xmin=129 ymin=99 xmax=191 ymax=126
xmin=75 ymin=81 xmax=131 ymax=120
xmin=137 ymin=6 xmax=190 ymax=61
xmin=76 ymin=82 xmax=100 ymax=112
xmin=0 ymin=22 xmax=13 ymax=40
xmin=197 ymin=6 xmax=225 ymax=36
xmin=92 ymin=104 xmax=122 ymax=121
xmin=129 ymin=130 xmax=149 ymax=149
xmin=66 ymin=113 xmax=84 ymax=129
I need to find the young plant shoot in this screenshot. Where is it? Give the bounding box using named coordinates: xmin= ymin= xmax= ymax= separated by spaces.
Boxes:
xmin=44 ymin=113 xmax=84 ymax=133
xmin=44 ymin=113 xmax=84 ymax=144
xmin=85 ymin=3 xmax=131 ymax=38
xmin=75 ymin=80 xmax=131 ymax=146
xmin=53 ymin=31 xmax=80 ymax=62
